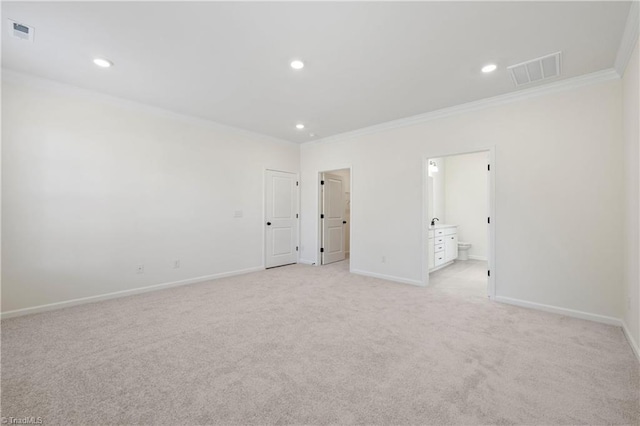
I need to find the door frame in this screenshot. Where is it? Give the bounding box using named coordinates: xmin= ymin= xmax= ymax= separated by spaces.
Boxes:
xmin=263 ymin=168 xmax=300 ymax=268
xmin=317 ymin=166 xmax=353 ymax=268
xmin=422 ymin=147 xmax=496 ymax=298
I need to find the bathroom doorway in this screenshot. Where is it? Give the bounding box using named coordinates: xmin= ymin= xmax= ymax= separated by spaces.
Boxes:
xmin=423 ymin=149 xmax=495 ymax=298
xmin=318 ymin=168 xmax=351 ymax=266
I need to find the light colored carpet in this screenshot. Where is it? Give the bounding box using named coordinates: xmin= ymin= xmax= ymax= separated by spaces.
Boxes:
xmin=2 ymin=260 xmax=638 ymax=425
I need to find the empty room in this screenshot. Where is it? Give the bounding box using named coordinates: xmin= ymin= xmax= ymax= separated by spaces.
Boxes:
xmin=2 ymin=1 xmax=639 ymax=425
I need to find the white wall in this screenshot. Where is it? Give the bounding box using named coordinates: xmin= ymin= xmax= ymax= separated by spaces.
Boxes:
xmin=428 ymin=158 xmax=446 ymax=222
xmin=300 ymin=77 xmax=624 ymax=319
xmin=444 ymin=151 xmax=489 ymax=259
xmin=623 ymin=38 xmax=640 ymax=350
xmin=1 ymin=75 xmax=299 ymax=313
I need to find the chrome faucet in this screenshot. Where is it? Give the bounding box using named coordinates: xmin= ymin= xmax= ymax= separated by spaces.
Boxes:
xmin=431 ymin=217 xmax=439 ymax=226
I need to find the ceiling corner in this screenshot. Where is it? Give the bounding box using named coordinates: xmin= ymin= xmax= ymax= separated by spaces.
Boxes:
xmin=614 ymin=1 xmax=639 ymax=76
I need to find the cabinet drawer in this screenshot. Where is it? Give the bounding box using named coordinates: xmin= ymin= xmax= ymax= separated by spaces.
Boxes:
xmin=435 ymin=236 xmax=444 ymax=245
xmin=434 ymin=253 xmax=446 ymax=266
xmin=428 ymin=237 xmax=435 ymax=269
xmin=435 ymin=229 xmax=445 ymax=237
xmin=434 ymin=244 xmax=444 ymax=253
xmin=444 ymin=227 xmax=457 ymax=236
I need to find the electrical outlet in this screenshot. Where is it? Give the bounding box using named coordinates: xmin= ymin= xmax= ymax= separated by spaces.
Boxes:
xmin=173 ymin=259 xmax=180 ymax=269
xmin=136 ymin=265 xmax=144 ymax=274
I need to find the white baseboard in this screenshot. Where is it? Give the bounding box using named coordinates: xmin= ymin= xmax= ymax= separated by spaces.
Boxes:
xmin=1 ymin=266 xmax=265 ymax=319
xmin=298 ymin=259 xmax=315 ymax=265
xmin=494 ymin=296 xmax=622 ymax=326
xmin=622 ymin=321 xmax=640 ymax=363
xmin=468 ymin=255 xmax=488 ymax=261
xmin=351 ymin=269 xmax=424 ymax=287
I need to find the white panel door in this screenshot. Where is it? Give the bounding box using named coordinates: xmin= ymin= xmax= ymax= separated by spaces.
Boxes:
xmin=265 ymin=170 xmax=298 ymax=268
xmin=321 ymin=173 xmax=346 ymax=265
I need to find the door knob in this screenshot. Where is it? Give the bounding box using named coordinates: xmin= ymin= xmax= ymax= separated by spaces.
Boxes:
xmin=266 ymin=222 xmax=272 ymax=226
xmin=343 ymin=221 xmax=347 ymax=224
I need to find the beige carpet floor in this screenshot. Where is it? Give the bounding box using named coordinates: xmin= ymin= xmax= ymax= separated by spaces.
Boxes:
xmin=2 ymin=260 xmax=638 ymax=425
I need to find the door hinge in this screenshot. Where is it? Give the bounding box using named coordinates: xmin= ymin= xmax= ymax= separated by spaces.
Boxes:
xmin=296 ymin=246 xmax=299 ymax=251
xmin=321 ymin=213 xmax=325 ymax=219
xmin=487 ymin=217 xmax=490 ymax=224
xmin=296 ymin=181 xmax=299 ymax=186
xmin=488 ymin=270 xmax=491 ymax=277
xmin=487 ymin=164 xmax=490 ymax=171
xmin=320 ymin=248 xmax=324 ymax=253
xmin=296 ymin=213 xmax=299 ymax=218
xmin=320 ymin=180 xmax=325 ymax=185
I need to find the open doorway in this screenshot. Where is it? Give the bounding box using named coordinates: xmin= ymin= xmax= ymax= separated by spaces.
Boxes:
xmin=424 ymin=149 xmax=495 ymax=298
xmin=318 ymin=168 xmax=351 ymax=266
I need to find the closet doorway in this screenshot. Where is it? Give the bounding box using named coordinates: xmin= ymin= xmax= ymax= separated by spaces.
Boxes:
xmin=318 ymin=168 xmax=351 ymax=265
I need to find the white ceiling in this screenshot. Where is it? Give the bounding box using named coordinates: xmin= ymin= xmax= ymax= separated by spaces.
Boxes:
xmin=1 ymin=1 xmax=631 ymax=143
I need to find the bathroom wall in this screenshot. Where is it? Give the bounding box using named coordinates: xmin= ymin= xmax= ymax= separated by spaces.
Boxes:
xmin=428 ymin=158 xmax=446 ymax=222
xmin=444 ymin=152 xmax=489 ymax=259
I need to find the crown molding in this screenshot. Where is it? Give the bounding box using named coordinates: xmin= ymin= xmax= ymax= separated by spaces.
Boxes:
xmin=2 ymin=62 xmax=621 ymax=151
xmin=1 ymin=68 xmax=298 ymax=147
xmin=304 ymin=68 xmax=620 ymax=147
xmin=615 ymin=1 xmax=639 ymax=77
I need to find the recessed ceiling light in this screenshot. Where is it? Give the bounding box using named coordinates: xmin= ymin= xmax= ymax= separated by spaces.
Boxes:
xmin=482 ymin=64 xmax=497 ymax=73
xmin=290 ymin=60 xmax=304 ymax=70
xmin=93 ymin=58 xmax=113 ymax=68
xmin=296 ymin=123 xmax=305 ymax=130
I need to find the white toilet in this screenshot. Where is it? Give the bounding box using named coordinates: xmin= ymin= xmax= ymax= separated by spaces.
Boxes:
xmin=458 ymin=242 xmax=472 ymax=260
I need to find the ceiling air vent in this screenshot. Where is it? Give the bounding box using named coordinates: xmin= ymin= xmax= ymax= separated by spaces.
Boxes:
xmin=7 ymin=19 xmax=34 ymax=42
xmin=507 ymin=52 xmax=561 ymax=87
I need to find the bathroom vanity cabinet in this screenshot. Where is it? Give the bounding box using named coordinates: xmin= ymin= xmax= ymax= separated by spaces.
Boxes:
xmin=428 ymin=225 xmax=458 ymax=272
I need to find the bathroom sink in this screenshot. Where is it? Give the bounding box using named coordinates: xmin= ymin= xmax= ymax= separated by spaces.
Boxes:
xmin=429 ymin=224 xmax=455 ymax=229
